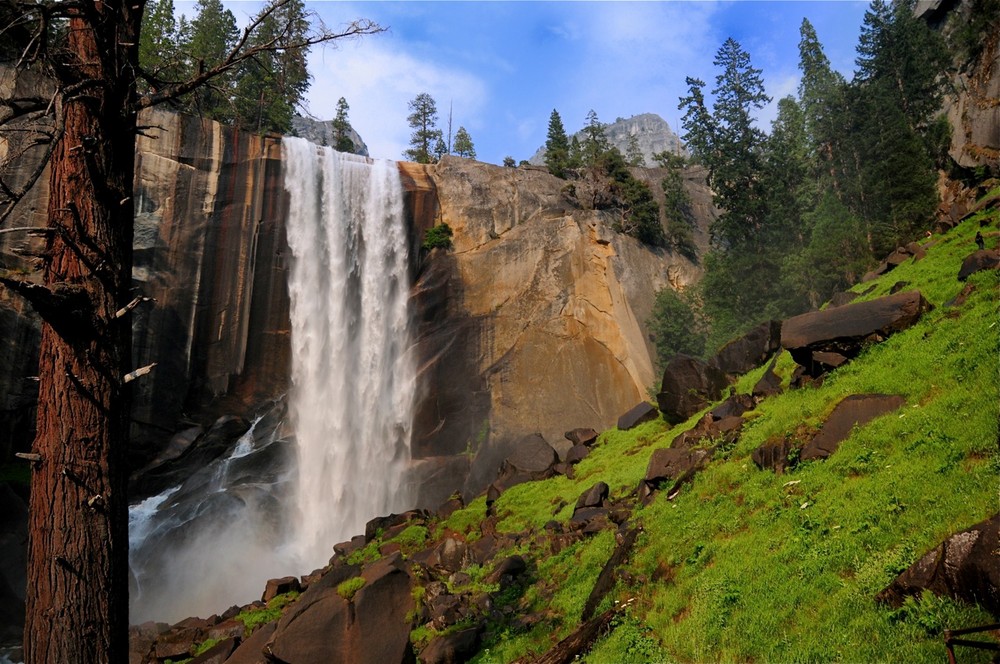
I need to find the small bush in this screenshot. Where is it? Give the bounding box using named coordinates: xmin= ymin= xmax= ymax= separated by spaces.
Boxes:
xmin=422 ymin=223 xmax=454 ymax=250
xmin=337 ymin=576 xmax=366 ymax=601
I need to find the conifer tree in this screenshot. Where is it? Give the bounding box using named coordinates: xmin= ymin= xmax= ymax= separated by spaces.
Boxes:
xmin=453 ymin=126 xmax=476 ymax=159
xmin=544 ymin=109 xmax=570 ymax=178
xmin=234 ymin=0 xmax=311 ymax=134
xmin=332 ymin=97 xmax=356 ymax=152
xmin=581 ymin=109 xmax=611 ymax=167
xmin=404 ymin=92 xmax=440 ymax=164
xmin=625 ymin=133 xmax=644 ymax=166
xmin=187 ymin=0 xmax=239 ymax=122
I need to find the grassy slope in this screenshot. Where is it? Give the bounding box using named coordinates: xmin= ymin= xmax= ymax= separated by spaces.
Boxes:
xmin=448 ymin=196 xmax=998 ymax=663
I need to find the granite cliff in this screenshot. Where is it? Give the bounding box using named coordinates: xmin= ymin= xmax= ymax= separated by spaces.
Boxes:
xmin=0 ymin=108 xmax=712 ymax=501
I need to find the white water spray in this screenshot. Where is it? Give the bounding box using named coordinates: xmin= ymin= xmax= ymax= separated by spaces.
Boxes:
xmin=282 ymin=138 xmax=415 ymax=566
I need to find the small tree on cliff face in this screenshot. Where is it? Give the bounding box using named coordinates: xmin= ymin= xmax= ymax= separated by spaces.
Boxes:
xmin=0 ymin=4 xmax=382 ymax=662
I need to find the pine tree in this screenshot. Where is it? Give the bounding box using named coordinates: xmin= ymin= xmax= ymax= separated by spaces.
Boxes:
xmin=581 ymin=109 xmax=611 ymax=167
xmin=332 ymin=97 xmax=356 ymax=152
xmin=234 ymin=0 xmax=311 ymax=133
xmin=544 ymin=109 xmax=570 ymax=178
xmin=404 ymin=92 xmax=439 ymax=164
xmin=453 ymin=126 xmax=476 ymax=159
xmin=188 ymin=0 xmax=239 ymax=122
xmin=139 ymin=0 xmax=185 ymax=91
xmin=625 ymin=132 xmax=644 ymax=166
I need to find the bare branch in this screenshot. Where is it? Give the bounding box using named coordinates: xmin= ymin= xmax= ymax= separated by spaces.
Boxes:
xmin=123 ymin=363 xmax=156 ymax=384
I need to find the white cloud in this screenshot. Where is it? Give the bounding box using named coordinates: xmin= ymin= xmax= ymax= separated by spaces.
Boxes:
xmin=305 ymin=39 xmax=488 ymax=160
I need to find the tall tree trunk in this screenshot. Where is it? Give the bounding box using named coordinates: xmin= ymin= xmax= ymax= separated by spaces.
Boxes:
xmin=23 ymin=3 xmax=141 ymax=662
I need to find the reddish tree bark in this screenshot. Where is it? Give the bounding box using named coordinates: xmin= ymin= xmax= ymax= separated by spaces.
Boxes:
xmin=21 ymin=3 xmax=140 ymax=662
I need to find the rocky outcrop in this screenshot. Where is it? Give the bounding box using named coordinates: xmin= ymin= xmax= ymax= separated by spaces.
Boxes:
xmin=529 ymin=113 xmax=685 ymax=167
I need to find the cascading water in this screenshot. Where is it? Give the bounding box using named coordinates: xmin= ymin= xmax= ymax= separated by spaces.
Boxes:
xmin=282 ymin=138 xmax=415 ymax=566
xmin=127 ymin=139 xmax=415 ymax=622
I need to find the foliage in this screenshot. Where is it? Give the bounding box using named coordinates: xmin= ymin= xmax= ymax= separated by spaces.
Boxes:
xmin=332 ymin=97 xmax=356 ymax=152
xmin=235 ymin=591 xmax=300 ymax=635
xmin=422 ymin=223 xmax=454 ymax=251
xmin=602 ymin=149 xmax=665 ymax=246
xmin=391 ymin=524 xmax=429 ymax=555
xmin=404 ymin=93 xmax=442 ymax=164
xmin=503 ymin=156 xmax=516 ymax=167
xmin=336 ymin=576 xmax=366 ymax=601
xmin=647 ymin=287 xmax=706 ymax=370
xmin=581 ymin=109 xmax=612 ymax=168
xmin=186 ymin=0 xmax=239 ymax=123
xmin=544 ymin=109 xmax=570 ymax=178
xmin=655 ymin=151 xmax=698 ymax=259
xmin=346 ymin=538 xmax=383 ymax=566
xmin=233 ymin=0 xmax=312 ymax=134
xmin=453 ymin=126 xmax=476 ymax=159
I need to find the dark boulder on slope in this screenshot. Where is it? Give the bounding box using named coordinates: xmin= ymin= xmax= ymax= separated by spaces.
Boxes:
xmin=800 ymin=394 xmax=905 ymax=461
xmin=616 ymin=402 xmax=658 ymax=430
xmin=876 ymin=513 xmax=1000 ymax=615
xmin=267 ymin=555 xmax=415 ymax=664
xmin=958 ymin=249 xmax=999 ymax=281
xmin=781 ymin=291 xmax=932 ymax=377
xmin=656 ymin=355 xmax=728 ymax=424
xmin=710 ymin=319 xmax=782 ymax=377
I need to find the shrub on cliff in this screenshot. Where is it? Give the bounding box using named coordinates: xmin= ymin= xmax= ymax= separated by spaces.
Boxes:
xmin=422 ymin=223 xmax=454 ymax=251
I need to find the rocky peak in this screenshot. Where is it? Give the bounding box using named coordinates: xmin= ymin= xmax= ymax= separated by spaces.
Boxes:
xmin=529 ymin=112 xmax=685 ymax=167
xmin=290 ymin=115 xmax=369 ymax=156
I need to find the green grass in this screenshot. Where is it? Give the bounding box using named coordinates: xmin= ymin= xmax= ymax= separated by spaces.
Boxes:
xmin=458 ymin=209 xmax=999 ymax=662
xmin=235 ymin=591 xmax=300 ymax=635
xmin=336 ymin=576 xmax=366 ymax=601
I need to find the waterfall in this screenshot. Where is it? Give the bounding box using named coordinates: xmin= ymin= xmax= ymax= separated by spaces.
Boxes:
xmin=127 ymin=140 xmax=414 ymax=623
xmin=282 ymin=138 xmax=415 ymax=566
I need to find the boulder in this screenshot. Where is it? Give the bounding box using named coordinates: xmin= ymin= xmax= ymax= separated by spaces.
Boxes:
xmin=656 ymin=355 xmax=728 ymax=424
xmin=710 ymin=393 xmax=755 ymax=421
xmin=267 ymin=555 xmax=414 ymax=664
xmin=575 ymin=482 xmax=610 ymax=511
xmin=418 ymin=626 xmax=483 ymax=664
xmin=564 ymin=444 xmax=590 ymax=465
xmin=888 ymin=280 xmax=910 ymax=294
xmin=644 ymin=448 xmax=710 ymax=484
xmin=223 ymin=622 xmax=276 ymax=664
xmin=564 ymin=428 xmax=599 ymax=447
xmin=433 ymin=538 xmax=468 ymax=573
xmin=262 ymin=576 xmax=301 ymax=603
xmin=710 ymin=319 xmax=782 ymax=377
xmin=189 ymin=637 xmax=238 ymax=664
xmin=876 ymin=514 xmax=1000 ymax=614
xmin=616 ymin=402 xmax=658 ymax=430
xmin=800 ymin=394 xmax=905 ymax=461
xmin=781 ymin=291 xmax=931 ymax=376
xmin=752 ymin=358 xmax=783 ymax=398
xmin=958 ymin=249 xmax=1000 ymax=281
xmin=494 ymin=433 xmax=559 ymax=492
xmin=484 ymin=555 xmax=527 ymax=586
xmin=943 ymin=283 xmax=976 ymax=309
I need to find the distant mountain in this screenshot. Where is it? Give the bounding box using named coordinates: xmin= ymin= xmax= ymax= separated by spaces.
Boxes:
xmin=290 ymin=115 xmax=369 ymax=156
xmin=528 ymin=112 xmax=685 ymax=167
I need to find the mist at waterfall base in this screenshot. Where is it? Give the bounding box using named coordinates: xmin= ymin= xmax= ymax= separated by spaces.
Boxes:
xmin=128 ymin=140 xmax=416 ymax=623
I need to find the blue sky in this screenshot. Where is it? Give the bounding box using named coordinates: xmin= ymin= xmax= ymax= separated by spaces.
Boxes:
xmin=184 ymin=1 xmax=872 ymax=164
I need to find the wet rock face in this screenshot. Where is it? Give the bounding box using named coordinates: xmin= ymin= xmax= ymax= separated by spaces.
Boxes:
xmin=877 ymin=513 xmax=1000 ymax=614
